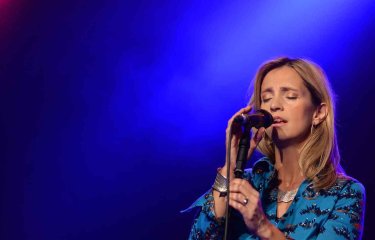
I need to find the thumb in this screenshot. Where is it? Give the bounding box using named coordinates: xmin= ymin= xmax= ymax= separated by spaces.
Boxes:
xmin=254 ymin=127 xmax=266 ymax=144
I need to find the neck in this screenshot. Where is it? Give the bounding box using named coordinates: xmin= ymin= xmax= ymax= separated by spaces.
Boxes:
xmin=274 ymin=144 xmax=304 ymax=188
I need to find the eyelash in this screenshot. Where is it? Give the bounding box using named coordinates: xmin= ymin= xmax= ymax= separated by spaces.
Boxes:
xmin=287 ymin=96 xmax=297 ymax=100
xmin=261 ymin=96 xmax=297 ymax=103
xmin=262 ymin=98 xmax=271 ymax=103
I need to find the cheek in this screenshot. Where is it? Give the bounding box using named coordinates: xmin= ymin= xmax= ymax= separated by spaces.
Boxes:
xmin=289 ymin=105 xmax=314 ymax=130
xmin=260 ymin=102 xmax=266 ymax=110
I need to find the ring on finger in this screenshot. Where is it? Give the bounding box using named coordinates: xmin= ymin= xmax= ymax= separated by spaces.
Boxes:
xmin=243 ymin=197 xmax=249 ymax=205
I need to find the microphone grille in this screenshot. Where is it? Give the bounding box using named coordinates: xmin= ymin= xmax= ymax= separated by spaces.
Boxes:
xmin=255 ymin=109 xmax=274 ymax=128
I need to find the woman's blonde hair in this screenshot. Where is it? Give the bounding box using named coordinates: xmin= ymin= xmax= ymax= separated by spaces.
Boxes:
xmin=249 ymin=57 xmax=345 ymax=190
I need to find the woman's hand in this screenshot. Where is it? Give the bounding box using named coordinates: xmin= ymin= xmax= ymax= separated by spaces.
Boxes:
xmin=222 ymin=105 xmax=266 ymax=179
xmin=213 ymin=106 xmax=267 ymax=220
xmin=229 ymin=179 xmax=272 ymax=238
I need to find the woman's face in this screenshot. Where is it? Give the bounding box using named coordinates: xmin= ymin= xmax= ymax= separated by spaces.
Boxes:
xmin=260 ymin=66 xmax=317 ymax=147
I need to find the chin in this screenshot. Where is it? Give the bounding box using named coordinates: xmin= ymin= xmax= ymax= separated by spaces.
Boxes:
xmin=272 ymin=130 xmax=310 ymax=148
xmin=271 ymin=129 xmax=299 ymax=145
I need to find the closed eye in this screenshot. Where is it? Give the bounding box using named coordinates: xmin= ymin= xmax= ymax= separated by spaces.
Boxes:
xmin=262 ymin=98 xmax=271 ymax=103
xmin=286 ymin=96 xmax=297 ymax=100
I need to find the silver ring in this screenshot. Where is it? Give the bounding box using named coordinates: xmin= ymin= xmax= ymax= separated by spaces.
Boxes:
xmin=243 ymin=198 xmax=249 ymax=205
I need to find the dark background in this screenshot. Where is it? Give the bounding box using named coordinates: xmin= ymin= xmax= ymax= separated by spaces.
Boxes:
xmin=1 ymin=0 xmax=374 ymax=239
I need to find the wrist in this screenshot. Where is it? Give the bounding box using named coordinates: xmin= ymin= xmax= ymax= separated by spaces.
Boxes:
xmin=220 ymin=165 xmax=234 ymax=179
xmin=256 ymin=219 xmax=274 ymax=240
xmin=212 ymin=168 xmax=229 ymax=197
xmin=257 ymin=220 xmax=286 ymax=240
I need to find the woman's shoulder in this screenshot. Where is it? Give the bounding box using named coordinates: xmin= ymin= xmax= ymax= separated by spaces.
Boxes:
xmin=336 ymin=175 xmax=365 ymax=196
xmin=315 ymin=174 xmax=365 ymax=200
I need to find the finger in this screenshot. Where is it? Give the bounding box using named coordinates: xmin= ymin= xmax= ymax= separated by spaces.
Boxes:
xmin=229 ymin=190 xmax=259 ymax=207
xmin=242 ymin=104 xmax=253 ymax=113
xmin=230 ymin=178 xmax=256 ymax=189
xmin=250 ymin=127 xmax=265 ymax=146
xmin=229 ymin=196 xmax=246 ymax=213
xmin=229 ymin=192 xmax=258 ymax=207
xmin=226 ymin=108 xmax=246 ymax=136
xmin=248 ymin=128 xmax=266 ymax=157
xmin=254 ymin=127 xmax=266 ymax=143
xmin=264 ymin=126 xmax=273 ymax=140
xmin=227 ymin=107 xmax=252 ymax=138
xmin=228 ymin=105 xmax=253 ymax=126
xmin=230 ymin=179 xmax=260 ymax=199
xmin=229 ymin=193 xmax=247 ymax=205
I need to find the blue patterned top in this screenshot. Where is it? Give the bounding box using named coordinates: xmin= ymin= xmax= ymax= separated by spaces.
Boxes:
xmin=183 ymin=157 xmax=366 ymax=239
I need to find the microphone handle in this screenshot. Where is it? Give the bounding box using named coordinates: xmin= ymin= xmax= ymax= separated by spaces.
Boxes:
xmin=234 ymin=126 xmax=251 ymax=178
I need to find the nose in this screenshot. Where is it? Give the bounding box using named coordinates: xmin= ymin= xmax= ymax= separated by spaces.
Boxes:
xmin=270 ymin=97 xmax=283 ymax=112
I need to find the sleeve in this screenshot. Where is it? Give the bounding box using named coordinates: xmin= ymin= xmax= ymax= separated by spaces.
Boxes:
xmin=181 ymin=166 xmax=260 ymax=240
xmin=316 ymin=181 xmax=366 ymax=240
xmin=181 ymin=189 xmax=225 ymax=240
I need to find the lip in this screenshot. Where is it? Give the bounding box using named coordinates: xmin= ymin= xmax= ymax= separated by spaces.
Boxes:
xmin=272 ymin=122 xmax=286 ymax=127
xmin=272 ymin=116 xmax=287 ymax=127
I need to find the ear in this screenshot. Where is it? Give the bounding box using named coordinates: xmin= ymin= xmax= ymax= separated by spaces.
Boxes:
xmin=312 ymin=103 xmax=327 ymax=126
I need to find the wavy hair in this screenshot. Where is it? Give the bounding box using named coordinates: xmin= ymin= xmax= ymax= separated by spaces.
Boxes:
xmin=249 ymin=57 xmax=345 ymax=190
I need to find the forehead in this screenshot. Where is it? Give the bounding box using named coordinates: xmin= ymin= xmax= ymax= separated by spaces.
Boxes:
xmin=261 ymin=66 xmax=305 ymax=91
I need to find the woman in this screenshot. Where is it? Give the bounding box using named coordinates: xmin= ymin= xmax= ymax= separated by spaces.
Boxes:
xmin=184 ymin=57 xmax=366 ymax=239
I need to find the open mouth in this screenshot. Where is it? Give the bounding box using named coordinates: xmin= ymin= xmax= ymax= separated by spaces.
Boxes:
xmin=272 ymin=117 xmax=287 ymax=126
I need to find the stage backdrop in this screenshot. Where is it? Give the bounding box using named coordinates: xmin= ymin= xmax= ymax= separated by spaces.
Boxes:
xmin=1 ymin=0 xmax=374 ymax=239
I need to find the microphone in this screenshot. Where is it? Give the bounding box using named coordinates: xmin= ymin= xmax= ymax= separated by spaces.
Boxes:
xmin=233 ymin=109 xmax=273 ymax=178
xmin=233 ymin=109 xmax=274 ymax=129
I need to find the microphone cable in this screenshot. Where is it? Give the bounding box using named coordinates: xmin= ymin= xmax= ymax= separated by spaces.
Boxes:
xmin=223 ymin=126 xmax=233 ymax=240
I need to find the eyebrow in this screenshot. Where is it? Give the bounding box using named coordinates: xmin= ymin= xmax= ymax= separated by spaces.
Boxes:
xmin=261 ymin=86 xmax=299 ymax=94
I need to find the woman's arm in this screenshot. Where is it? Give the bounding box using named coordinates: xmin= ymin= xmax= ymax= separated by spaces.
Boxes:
xmin=213 ymin=106 xmax=265 ymax=218
xmin=187 ymin=106 xmax=266 ymax=239
xmin=187 ymin=190 xmax=225 ymax=240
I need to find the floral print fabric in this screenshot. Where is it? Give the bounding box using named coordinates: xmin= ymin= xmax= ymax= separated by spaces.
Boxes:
xmin=183 ymin=158 xmax=365 ymax=240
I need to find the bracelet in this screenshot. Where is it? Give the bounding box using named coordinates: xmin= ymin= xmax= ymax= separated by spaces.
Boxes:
xmin=212 ymin=169 xmax=228 ymax=197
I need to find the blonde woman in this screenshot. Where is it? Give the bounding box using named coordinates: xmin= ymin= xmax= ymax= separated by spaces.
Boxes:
xmin=185 ymin=57 xmax=365 ymax=239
